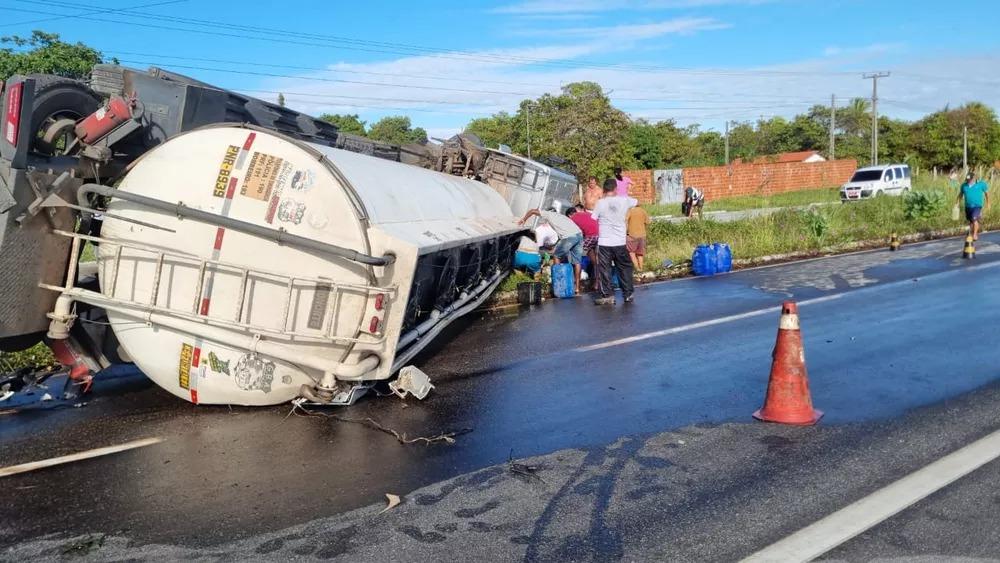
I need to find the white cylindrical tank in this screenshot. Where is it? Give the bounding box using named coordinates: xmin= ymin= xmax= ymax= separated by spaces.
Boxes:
xmin=96 ymin=125 xmax=521 ymax=405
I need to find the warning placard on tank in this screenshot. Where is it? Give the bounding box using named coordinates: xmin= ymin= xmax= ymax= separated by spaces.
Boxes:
xmin=179 ymin=343 xmax=193 ymax=390
xmin=241 ymin=152 xmax=285 ymax=201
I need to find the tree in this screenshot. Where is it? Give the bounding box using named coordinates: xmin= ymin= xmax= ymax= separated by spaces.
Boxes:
xmin=911 ymin=103 xmax=1000 ymax=170
xmin=320 ymin=113 xmax=367 ymax=136
xmin=465 ymin=112 xmax=521 ymax=152
xmin=277 ymin=93 xmax=286 ymax=107
xmin=627 ymin=121 xmax=663 ymax=169
xmin=0 ymin=31 xmax=103 ymax=81
xmin=367 ymin=115 xmax=427 ymax=145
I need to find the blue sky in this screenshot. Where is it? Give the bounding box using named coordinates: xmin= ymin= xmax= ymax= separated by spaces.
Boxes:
xmin=2 ymin=0 xmax=998 ymax=138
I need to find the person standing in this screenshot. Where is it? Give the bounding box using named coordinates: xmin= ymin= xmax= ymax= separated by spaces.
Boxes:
xmin=519 ymin=207 xmax=584 ymax=292
xmin=614 ymin=167 xmax=633 ymax=197
xmin=958 ymin=171 xmax=990 ymax=240
xmin=584 ymin=176 xmax=601 ymax=210
xmin=592 ymin=178 xmax=637 ymax=305
xmin=626 ymin=204 xmax=651 ymax=271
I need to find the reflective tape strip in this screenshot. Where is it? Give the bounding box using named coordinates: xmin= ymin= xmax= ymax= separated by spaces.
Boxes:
xmin=779 ymin=314 xmax=800 ymax=330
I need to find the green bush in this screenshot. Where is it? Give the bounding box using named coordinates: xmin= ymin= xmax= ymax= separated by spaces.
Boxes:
xmin=801 ymin=208 xmax=830 ymax=242
xmin=903 ymin=189 xmax=947 ymax=220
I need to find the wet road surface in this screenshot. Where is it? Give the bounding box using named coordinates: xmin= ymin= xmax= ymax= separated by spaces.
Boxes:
xmin=2 ymin=232 xmax=1000 ymax=558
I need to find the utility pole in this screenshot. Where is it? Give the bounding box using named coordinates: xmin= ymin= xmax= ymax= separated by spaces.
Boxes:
xmin=724 ymin=120 xmax=730 ymax=166
xmin=863 ymin=72 xmax=890 ymax=166
xmin=963 ymin=126 xmax=968 ymax=175
xmin=829 ymin=94 xmax=836 ymax=160
xmin=526 ymin=105 xmax=532 ymax=159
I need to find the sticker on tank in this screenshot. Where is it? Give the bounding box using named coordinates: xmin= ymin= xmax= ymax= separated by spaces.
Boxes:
xmin=276 ymin=199 xmax=306 ymax=225
xmin=206 ymin=351 xmax=231 ymax=375
xmin=233 ymin=353 xmax=275 ymax=393
xmin=241 ymin=152 xmax=285 ymax=201
xmin=178 ymin=343 xmax=194 ymax=389
xmin=290 ymin=169 xmax=315 ymax=192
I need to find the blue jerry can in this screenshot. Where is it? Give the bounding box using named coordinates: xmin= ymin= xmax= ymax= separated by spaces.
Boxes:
xmin=713 ymin=243 xmax=732 ymax=273
xmin=551 ymin=262 xmax=575 ymax=298
xmin=691 ymin=244 xmax=718 ymax=276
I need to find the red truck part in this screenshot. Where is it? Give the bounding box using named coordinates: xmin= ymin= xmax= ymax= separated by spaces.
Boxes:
xmin=74 ymin=95 xmax=134 ymax=144
xmin=3 ymin=81 xmax=23 ymax=147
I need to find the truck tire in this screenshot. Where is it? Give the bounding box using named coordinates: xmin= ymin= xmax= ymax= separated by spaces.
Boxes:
xmin=26 ymin=74 xmax=101 ymax=155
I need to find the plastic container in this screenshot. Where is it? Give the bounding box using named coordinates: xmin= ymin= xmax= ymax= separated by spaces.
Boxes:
xmin=713 ymin=243 xmax=732 ymax=274
xmin=514 ymin=250 xmax=542 ymax=272
xmin=551 ymin=263 xmax=575 ymax=298
xmin=691 ymin=244 xmax=718 ymax=276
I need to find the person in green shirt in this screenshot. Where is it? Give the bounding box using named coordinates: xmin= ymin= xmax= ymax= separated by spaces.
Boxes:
xmin=957 ymin=171 xmax=989 ymax=240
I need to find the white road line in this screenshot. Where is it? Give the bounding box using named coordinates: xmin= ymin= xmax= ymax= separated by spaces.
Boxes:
xmin=0 ymin=437 xmax=164 ymax=478
xmin=741 ymin=428 xmax=1000 ymax=563
xmin=575 ymin=293 xmax=844 ymax=352
xmin=575 ymin=258 xmax=1000 ymax=354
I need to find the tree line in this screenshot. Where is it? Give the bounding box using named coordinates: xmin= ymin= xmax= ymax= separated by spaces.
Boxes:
xmin=5 ymin=32 xmax=998 ymax=181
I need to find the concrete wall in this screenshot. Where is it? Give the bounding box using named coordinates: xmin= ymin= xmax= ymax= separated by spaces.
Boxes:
xmin=622 ymin=159 xmax=858 ymax=205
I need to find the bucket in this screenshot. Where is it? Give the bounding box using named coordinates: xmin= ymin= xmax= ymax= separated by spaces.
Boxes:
xmin=517 ymin=282 xmax=543 ymax=305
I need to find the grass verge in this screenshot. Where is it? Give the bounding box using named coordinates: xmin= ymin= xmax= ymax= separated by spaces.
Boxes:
xmin=644 ymin=180 xmax=991 ymax=268
xmin=644 ymin=186 xmax=841 ymax=216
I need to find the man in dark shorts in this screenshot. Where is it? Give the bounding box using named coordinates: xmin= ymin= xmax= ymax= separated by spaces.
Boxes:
xmin=958 ymin=171 xmax=990 ymax=240
xmin=626 ymin=204 xmax=650 ymax=271
xmin=568 ymin=205 xmax=599 ymax=261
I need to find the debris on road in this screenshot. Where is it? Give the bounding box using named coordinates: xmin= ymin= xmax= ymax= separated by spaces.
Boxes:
xmin=60 ymin=534 xmax=104 ymax=557
xmin=389 ymin=366 xmax=435 ymax=400
xmin=507 ymin=450 xmax=544 ymax=483
xmin=378 ymin=493 xmax=402 ymax=515
xmin=291 ymin=404 xmax=472 ymax=446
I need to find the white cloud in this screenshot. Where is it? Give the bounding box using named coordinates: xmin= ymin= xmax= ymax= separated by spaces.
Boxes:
xmin=535 ymin=17 xmax=731 ymax=39
xmin=260 ymin=33 xmax=1000 ymax=137
xmin=823 ymin=42 xmax=906 ymax=58
xmin=493 ymin=0 xmax=774 ymax=15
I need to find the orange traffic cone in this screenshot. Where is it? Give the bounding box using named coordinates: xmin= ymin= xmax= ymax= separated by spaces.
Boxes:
xmin=753 ymin=301 xmax=823 ymax=425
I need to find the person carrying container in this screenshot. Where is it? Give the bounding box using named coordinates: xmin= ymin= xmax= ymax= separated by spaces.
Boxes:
xmin=592 ymin=178 xmax=637 ymax=305
xmin=519 ymin=207 xmax=584 ymax=293
xmin=683 ymin=186 xmax=706 ymax=218
xmin=957 ymin=171 xmax=990 ymax=241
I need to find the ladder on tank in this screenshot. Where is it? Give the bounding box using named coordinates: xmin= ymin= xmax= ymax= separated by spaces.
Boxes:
xmin=41 ymin=230 xmax=396 ymax=345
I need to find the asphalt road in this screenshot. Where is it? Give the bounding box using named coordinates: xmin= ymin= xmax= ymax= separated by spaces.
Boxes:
xmin=3 ymin=232 xmax=1000 ymax=561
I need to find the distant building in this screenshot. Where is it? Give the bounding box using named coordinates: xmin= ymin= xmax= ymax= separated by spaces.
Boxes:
xmin=733 ymin=150 xmax=828 ymax=165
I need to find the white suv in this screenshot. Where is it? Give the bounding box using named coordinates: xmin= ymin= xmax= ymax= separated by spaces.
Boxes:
xmin=840 ymin=164 xmax=912 ymax=201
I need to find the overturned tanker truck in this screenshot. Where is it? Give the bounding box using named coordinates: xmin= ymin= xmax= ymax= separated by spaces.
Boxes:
xmin=0 ymin=65 xmax=576 ymax=406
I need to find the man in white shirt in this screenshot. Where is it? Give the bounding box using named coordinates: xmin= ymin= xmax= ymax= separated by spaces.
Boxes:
xmin=591 ymin=178 xmax=638 ymax=304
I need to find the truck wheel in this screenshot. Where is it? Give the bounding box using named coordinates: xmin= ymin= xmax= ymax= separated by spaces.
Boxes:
xmin=26 ymin=74 xmax=101 ymax=156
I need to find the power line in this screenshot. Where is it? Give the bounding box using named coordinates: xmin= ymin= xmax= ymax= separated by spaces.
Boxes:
xmin=110 ymin=58 xmax=859 ymax=111
xmin=4 ymin=1 xmax=870 ymax=78
xmin=94 ymin=50 xmax=866 ymax=102
xmin=0 ymin=0 xmax=184 ymax=27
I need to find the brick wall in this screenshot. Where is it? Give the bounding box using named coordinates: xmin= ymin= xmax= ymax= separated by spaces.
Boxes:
xmin=680 ymin=159 xmax=858 ymax=203
xmin=619 ymin=160 xmax=857 ymax=205
xmin=622 ymin=169 xmax=654 ymax=202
